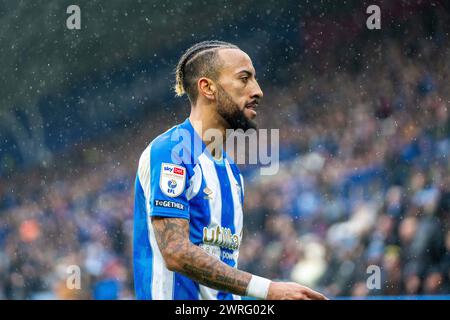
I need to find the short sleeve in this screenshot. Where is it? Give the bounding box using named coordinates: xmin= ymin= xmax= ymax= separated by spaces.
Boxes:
xmin=148 ymin=142 xmax=190 ymax=220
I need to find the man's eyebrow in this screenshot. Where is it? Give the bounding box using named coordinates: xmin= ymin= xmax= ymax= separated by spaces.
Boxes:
xmin=236 ymin=69 xmax=254 ymax=77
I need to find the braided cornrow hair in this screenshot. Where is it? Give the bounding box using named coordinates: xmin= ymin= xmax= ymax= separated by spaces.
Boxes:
xmin=174 ymin=40 xmax=238 ymax=102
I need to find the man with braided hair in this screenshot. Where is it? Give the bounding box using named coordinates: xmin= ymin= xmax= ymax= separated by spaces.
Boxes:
xmin=133 ymin=40 xmax=327 ymax=300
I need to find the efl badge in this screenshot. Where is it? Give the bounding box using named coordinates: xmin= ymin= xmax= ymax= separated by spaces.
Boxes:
xmin=160 ymin=163 xmax=186 ymax=197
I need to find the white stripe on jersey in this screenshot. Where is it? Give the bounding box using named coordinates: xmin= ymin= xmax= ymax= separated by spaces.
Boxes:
xmin=138 ymin=143 xmax=174 ymax=299
xmin=239 ymin=174 xmax=245 ymax=197
xmin=186 ymin=164 xmax=203 ymax=201
xmin=224 ymin=159 xmax=243 ymax=259
xmin=138 ymin=145 xmax=151 ymax=214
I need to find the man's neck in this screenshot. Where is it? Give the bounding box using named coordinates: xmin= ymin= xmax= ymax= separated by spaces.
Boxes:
xmin=189 ymin=103 xmax=228 ymax=160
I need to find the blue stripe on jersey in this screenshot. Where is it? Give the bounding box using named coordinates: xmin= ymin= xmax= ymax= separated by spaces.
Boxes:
xmin=173 ymin=273 xmax=200 ymax=300
xmin=188 ymin=174 xmax=211 ymax=245
xmin=217 ymin=292 xmax=235 ymax=300
xmin=227 ymin=159 xmax=244 ymax=205
xmin=133 ymin=174 xmax=153 ymax=300
xmin=183 ymin=120 xmax=211 ymax=246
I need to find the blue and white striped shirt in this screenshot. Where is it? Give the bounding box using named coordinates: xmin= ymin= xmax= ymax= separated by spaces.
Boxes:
xmin=133 ymin=118 xmax=244 ymax=300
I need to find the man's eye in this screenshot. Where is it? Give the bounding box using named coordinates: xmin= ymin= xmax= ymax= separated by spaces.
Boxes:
xmin=241 ymin=77 xmax=248 ymax=83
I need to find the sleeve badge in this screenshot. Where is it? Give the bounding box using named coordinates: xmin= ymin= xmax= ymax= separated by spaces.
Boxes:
xmin=159 ymin=163 xmax=186 ymax=197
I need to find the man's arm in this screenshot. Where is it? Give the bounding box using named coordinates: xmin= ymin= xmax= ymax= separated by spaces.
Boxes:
xmin=152 ymin=217 xmax=328 ymax=300
xmin=152 ymin=217 xmax=251 ymax=295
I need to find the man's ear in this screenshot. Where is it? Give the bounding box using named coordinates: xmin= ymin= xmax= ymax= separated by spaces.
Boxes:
xmin=198 ymin=77 xmax=216 ymax=101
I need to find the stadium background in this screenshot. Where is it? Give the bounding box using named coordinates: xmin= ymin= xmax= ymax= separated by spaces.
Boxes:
xmin=1 ymin=0 xmax=450 ymax=299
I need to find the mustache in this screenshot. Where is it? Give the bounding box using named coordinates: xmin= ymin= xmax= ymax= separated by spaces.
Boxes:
xmin=245 ymin=98 xmax=260 ymax=108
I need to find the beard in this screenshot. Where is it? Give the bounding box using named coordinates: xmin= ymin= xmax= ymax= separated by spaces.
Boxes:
xmin=216 ymin=84 xmax=257 ymax=131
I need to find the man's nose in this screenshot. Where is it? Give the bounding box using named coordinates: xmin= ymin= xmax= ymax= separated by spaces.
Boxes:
xmin=251 ymin=80 xmax=263 ymax=100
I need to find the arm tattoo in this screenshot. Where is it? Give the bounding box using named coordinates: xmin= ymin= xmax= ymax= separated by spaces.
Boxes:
xmin=152 ymin=217 xmax=252 ymax=296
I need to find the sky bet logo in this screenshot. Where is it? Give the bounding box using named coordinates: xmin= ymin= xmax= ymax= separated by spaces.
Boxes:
xmin=163 ymin=165 xmax=184 ymax=175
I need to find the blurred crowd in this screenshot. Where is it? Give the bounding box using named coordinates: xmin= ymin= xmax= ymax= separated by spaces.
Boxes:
xmin=239 ymin=12 xmax=450 ymax=297
xmin=1 ymin=10 xmax=450 ymax=299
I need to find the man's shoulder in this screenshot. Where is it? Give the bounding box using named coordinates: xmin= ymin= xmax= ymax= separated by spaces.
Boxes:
xmin=150 ymin=125 xmax=179 ymax=151
xmin=139 ymin=122 xmax=189 ymax=164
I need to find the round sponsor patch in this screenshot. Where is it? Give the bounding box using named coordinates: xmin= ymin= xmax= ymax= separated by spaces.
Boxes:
xmin=160 ymin=163 xmax=186 ymax=197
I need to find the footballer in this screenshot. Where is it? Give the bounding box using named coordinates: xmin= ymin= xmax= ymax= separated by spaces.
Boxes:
xmin=133 ymin=40 xmax=327 ymax=300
